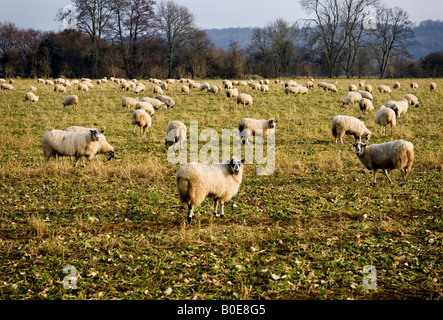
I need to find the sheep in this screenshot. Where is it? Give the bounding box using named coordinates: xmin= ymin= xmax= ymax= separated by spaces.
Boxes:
xmin=331 ymin=115 xmax=371 ymax=144
xmin=37 ymin=78 xmax=45 ymax=84
xmin=226 ymin=88 xmax=239 ymax=99
xmin=165 ymin=120 xmax=187 ymax=151
xmin=141 ymin=97 xmax=167 ymax=110
xmin=403 ymin=94 xmax=419 ymax=108
xmin=342 ymin=92 xmax=362 ymax=107
xmin=364 ymin=84 xmax=373 ymax=93
xmin=236 ymin=93 xmax=253 ymax=107
xmin=160 ymin=82 xmax=168 ymax=91
xmin=349 ymin=84 xmax=358 ymax=92
xmin=223 ymin=80 xmax=233 ymax=89
xmin=378 ymin=85 xmax=392 ymax=93
xmin=1 ymin=83 xmax=14 ymax=90
xmin=132 ymin=109 xmax=152 ymax=135
xmin=134 ymin=83 xmax=146 ymax=94
xmin=181 ymin=85 xmax=190 ymax=94
xmin=260 ymin=84 xmax=269 ymax=93
xmin=352 ymin=140 xmax=414 ymax=186
xmin=45 ymin=80 xmax=54 ymax=85
xmin=388 ymin=99 xmax=409 ymax=118
xmin=200 ymin=83 xmax=210 ymax=91
xmin=358 ymin=80 xmax=365 ymax=88
xmin=357 ymin=90 xmax=373 ymax=101
xmin=24 ymin=92 xmax=39 ymax=102
xmin=430 ymin=82 xmax=437 ymax=91
xmin=375 ymin=105 xmax=396 ymax=135
xmin=305 ymin=81 xmax=315 ymax=89
xmin=393 ymin=82 xmax=401 ymax=89
xmin=65 ymin=126 xmax=115 ymax=162
xmin=323 ymin=83 xmax=338 ymax=93
xmin=238 ymin=118 xmax=277 ymax=145
xmin=54 ymin=84 xmax=67 ymax=93
xmin=410 ymin=82 xmax=419 ymax=89
xmin=189 ymin=82 xmax=200 ymax=89
xmin=63 ymin=95 xmax=79 ymax=109
xmin=121 ymin=97 xmax=139 ymax=109
xmin=77 ymin=83 xmax=89 ymax=92
xmin=207 ymin=85 xmax=221 ymax=94
xmin=153 ymin=86 xmax=163 ymax=95
xmin=42 ymin=129 xmax=114 ymax=167
xmin=176 ymin=157 xmax=245 ymax=223
xmin=297 ymin=86 xmax=309 ymax=95
xmin=358 ymin=98 xmax=374 ymax=114
xmin=285 ymin=86 xmax=299 ymax=95
xmin=250 ymin=82 xmax=261 ymax=91
xmin=155 ymin=95 xmax=175 ymax=108
xmin=135 ymin=101 xmax=155 ymax=116
xmin=29 ymin=86 xmax=37 ymax=92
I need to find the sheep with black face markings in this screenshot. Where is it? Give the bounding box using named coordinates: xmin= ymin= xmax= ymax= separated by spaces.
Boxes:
xmin=358 ymin=98 xmax=374 ymax=114
xmin=176 ymin=157 xmax=245 ymax=223
xmin=353 ymin=140 xmax=414 ymax=186
xmin=42 ymin=129 xmax=114 ymax=167
xmin=65 ymin=126 xmax=115 ymax=162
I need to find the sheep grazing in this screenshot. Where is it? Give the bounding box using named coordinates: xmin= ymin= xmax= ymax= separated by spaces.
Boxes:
xmin=63 ymin=95 xmax=79 ymax=109
xmin=77 ymin=83 xmax=89 ymax=92
xmin=403 ymin=94 xmax=419 ymax=108
xmin=236 ymin=93 xmax=253 ymax=107
xmin=342 ymin=92 xmax=362 ymax=107
xmin=134 ymin=83 xmax=146 ymax=94
xmin=65 ymin=126 xmax=115 ymax=161
xmin=132 ymin=109 xmax=152 ymax=135
xmin=141 ymin=97 xmax=166 ymax=110
xmin=1 ymin=83 xmax=14 ymax=90
xmin=121 ymin=97 xmax=138 ymax=109
xmin=153 ymin=86 xmax=163 ymax=95
xmin=226 ymin=88 xmax=239 ymax=99
xmin=155 ymin=95 xmax=175 ymax=108
xmin=305 ymin=81 xmax=315 ymax=89
xmin=349 ymin=84 xmax=358 ymax=92
xmin=322 ymin=83 xmax=338 ymax=93
xmin=410 ymin=82 xmax=419 ymax=89
xmin=181 ymin=85 xmax=190 ymax=94
xmin=54 ymin=84 xmax=67 ymax=93
xmin=285 ymin=86 xmax=299 ymax=95
xmin=430 ymin=82 xmax=437 ymax=91
xmin=357 ymin=90 xmax=373 ymax=101
xmin=42 ymin=129 xmax=114 ymax=167
xmin=135 ymin=101 xmax=155 ymax=116
xmin=165 ymin=120 xmax=187 ymax=151
xmin=393 ymin=82 xmax=401 ymax=89
xmin=375 ymin=105 xmax=396 ymax=135
xmin=200 ymin=83 xmax=210 ymax=91
xmin=331 ymin=115 xmax=371 ymax=144
xmin=358 ymin=80 xmax=365 ymax=88
xmin=378 ymin=85 xmax=392 ymax=93
xmin=364 ymin=84 xmax=373 ymax=93
xmin=260 ymin=84 xmax=269 ymax=93
xmin=353 ymin=140 xmax=414 ymax=186
xmin=358 ymin=98 xmax=374 ymax=114
xmin=24 ymin=92 xmax=39 ymax=102
xmin=207 ymin=85 xmax=221 ymax=94
xmin=176 ymin=157 xmax=245 ymax=223
xmin=223 ymin=80 xmax=233 ymax=89
xmin=387 ymin=99 xmax=409 ymax=118
xmin=238 ymin=118 xmax=277 ymax=145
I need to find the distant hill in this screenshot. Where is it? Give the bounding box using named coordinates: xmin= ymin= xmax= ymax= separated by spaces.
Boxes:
xmin=205 ymin=20 xmax=443 ymax=59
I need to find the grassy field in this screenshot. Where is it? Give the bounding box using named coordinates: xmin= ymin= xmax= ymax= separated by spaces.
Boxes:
xmin=0 ymin=77 xmax=441 ymax=300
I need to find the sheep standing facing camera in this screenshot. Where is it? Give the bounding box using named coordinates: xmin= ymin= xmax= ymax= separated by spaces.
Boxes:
xmin=176 ymin=157 xmax=245 ymax=223
xmin=353 ymin=140 xmax=414 ymax=186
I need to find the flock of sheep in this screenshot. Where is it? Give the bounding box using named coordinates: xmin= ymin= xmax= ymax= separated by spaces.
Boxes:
xmin=1 ymin=75 xmax=435 ymax=223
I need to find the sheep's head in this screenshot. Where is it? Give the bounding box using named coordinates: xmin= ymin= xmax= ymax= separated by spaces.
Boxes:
xmin=90 ymin=129 xmax=100 ymax=141
xmin=229 ymin=158 xmax=245 ymax=175
xmin=268 ymin=119 xmax=277 ymax=128
xmin=107 ymin=150 xmax=115 ymax=161
xmin=352 ymin=142 xmax=367 ymax=157
xmin=362 ymin=133 xmax=371 ymax=143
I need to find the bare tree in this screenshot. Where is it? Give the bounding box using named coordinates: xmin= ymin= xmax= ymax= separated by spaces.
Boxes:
xmin=369 ymin=6 xmax=414 ymax=78
xmin=156 ymin=0 xmax=196 ymax=78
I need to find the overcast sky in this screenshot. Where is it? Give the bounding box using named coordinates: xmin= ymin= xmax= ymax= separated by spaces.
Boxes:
xmin=0 ymin=0 xmax=442 ymax=31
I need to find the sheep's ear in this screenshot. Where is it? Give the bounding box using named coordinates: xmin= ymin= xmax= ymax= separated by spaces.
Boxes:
xmin=241 ymin=159 xmax=245 ymax=163
xmin=351 ymin=143 xmax=356 ymax=147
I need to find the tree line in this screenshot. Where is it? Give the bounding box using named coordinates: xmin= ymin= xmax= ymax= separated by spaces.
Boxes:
xmin=0 ymin=0 xmax=442 ymax=80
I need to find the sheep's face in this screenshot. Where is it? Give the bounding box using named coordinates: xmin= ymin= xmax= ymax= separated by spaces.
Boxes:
xmin=268 ymin=119 xmax=277 ymax=128
xmin=90 ymin=129 xmax=100 ymax=141
xmin=353 ymin=142 xmax=367 ymax=157
xmin=229 ymin=158 xmax=245 ymax=175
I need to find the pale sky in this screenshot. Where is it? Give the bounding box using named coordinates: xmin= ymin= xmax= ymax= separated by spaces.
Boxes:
xmin=0 ymin=0 xmax=442 ymax=31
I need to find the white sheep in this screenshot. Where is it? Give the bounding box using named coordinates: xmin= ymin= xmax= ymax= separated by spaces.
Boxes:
xmin=165 ymin=120 xmax=187 ymax=151
xmin=430 ymin=82 xmax=437 ymax=91
xmin=24 ymin=92 xmax=39 ymax=102
xmin=378 ymin=85 xmax=392 ymax=93
xmin=121 ymin=97 xmax=139 ymax=109
xmin=223 ymin=80 xmax=233 ymax=89
xmin=54 ymin=84 xmax=67 ymax=93
xmin=352 ymin=140 xmax=414 ymax=186
xmin=181 ymin=85 xmax=190 ymax=94
xmin=238 ymin=118 xmax=277 ymax=145
xmin=134 ymin=83 xmax=146 ymax=94
xmin=375 ymin=105 xmax=396 ymax=135
xmin=63 ymin=95 xmax=79 ymax=109
xmin=236 ymin=93 xmax=253 ymax=107
xmin=155 ymin=95 xmax=175 ymax=108
xmin=135 ymin=101 xmax=155 ymax=116
xmin=305 ymin=81 xmax=315 ymax=89
xmin=331 ymin=115 xmax=371 ymax=144
xmin=0 ymin=83 xmax=14 ymax=90
xmin=207 ymin=85 xmax=221 ymax=94
xmin=176 ymin=157 xmax=245 ymax=223
xmin=357 ymin=90 xmax=373 ymax=101
xmin=342 ymin=92 xmax=362 ymax=107
xmin=260 ymin=84 xmax=269 ymax=93
xmin=42 ymin=129 xmax=114 ymax=167
xmin=358 ymin=80 xmax=365 ymax=88
xmin=323 ymin=83 xmax=338 ymax=93
xmin=393 ymin=82 xmax=401 ymax=89
xmin=364 ymin=84 xmax=373 ymax=93
xmin=132 ymin=109 xmax=152 ymax=135
xmin=65 ymin=126 xmax=115 ymax=161
xmin=77 ymin=83 xmax=89 ymax=92
xmin=349 ymin=84 xmax=358 ymax=92
xmin=200 ymin=83 xmax=210 ymax=91
xmin=141 ymin=97 xmax=167 ymax=110
xmin=226 ymin=88 xmax=239 ymax=99
xmin=358 ymin=98 xmax=374 ymax=114
xmin=410 ymin=82 xmax=419 ymax=89
xmin=387 ymin=99 xmax=409 ymax=118
xmin=285 ymin=86 xmax=299 ymax=95
xmin=29 ymin=86 xmax=37 ymax=92
xmin=403 ymin=94 xmax=419 ymax=108
xmin=153 ymin=86 xmax=163 ymax=95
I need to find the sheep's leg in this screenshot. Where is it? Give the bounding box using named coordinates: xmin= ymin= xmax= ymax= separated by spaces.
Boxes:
xmin=401 ymin=169 xmax=407 ymax=186
xmin=187 ymin=203 xmax=195 ymax=223
xmin=382 ymin=169 xmax=392 ymax=183
xmin=220 ymin=202 xmax=225 ymax=218
xmin=213 ymin=199 xmax=219 ymax=217
xmin=371 ymin=170 xmax=377 ymax=186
